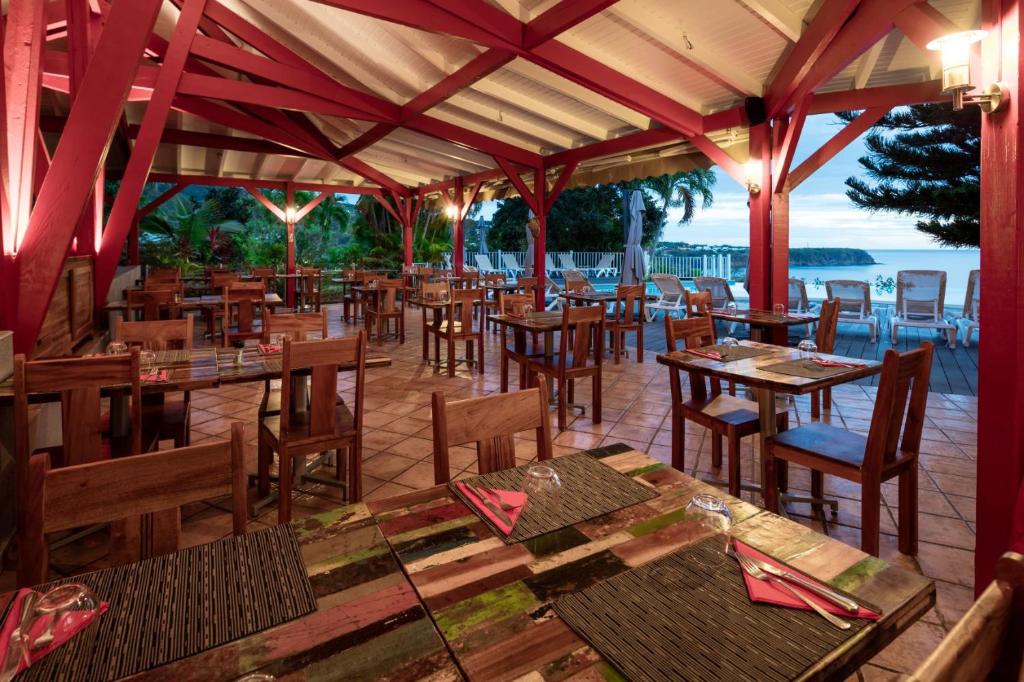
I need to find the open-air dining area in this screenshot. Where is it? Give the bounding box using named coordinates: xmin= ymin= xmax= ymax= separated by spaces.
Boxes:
xmin=0 ymin=0 xmax=1021 ymax=680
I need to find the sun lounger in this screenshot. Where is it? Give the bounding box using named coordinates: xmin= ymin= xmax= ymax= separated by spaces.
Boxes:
xmin=645 ymin=273 xmax=686 ymax=321
xmin=825 ymin=279 xmax=880 ymax=343
xmin=890 ymin=270 xmax=957 ymax=348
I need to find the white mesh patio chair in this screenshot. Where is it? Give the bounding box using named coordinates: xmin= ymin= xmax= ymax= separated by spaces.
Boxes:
xmin=645 ymin=273 xmax=686 ymax=321
xmin=694 ymin=276 xmax=737 ymax=334
xmin=501 ymin=253 xmax=524 ymax=278
xmin=544 ymin=279 xmax=562 ymax=311
xmin=559 ymin=253 xmax=580 ymax=274
xmin=594 ymin=254 xmax=619 ymax=278
xmin=957 ymin=269 xmax=980 ymax=347
xmin=474 ymin=254 xmax=503 ymax=274
xmin=788 ymin=277 xmax=816 ymax=336
xmin=545 ymin=254 xmax=561 ymax=278
xmin=825 ymin=279 xmax=879 ymax=343
xmin=890 ymin=270 xmax=957 ymax=348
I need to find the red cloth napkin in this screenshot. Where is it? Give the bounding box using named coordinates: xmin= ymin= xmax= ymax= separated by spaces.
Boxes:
xmin=734 ymin=541 xmax=879 ymax=619
xmin=455 ymin=482 xmax=527 ymax=536
xmin=140 ymin=369 xmax=168 ymax=383
xmin=686 ymin=348 xmax=723 ymax=361
xmin=257 ymin=344 xmax=282 ymax=355
xmin=812 ymin=358 xmax=866 ymax=368
xmin=0 ymin=589 xmax=109 ymax=676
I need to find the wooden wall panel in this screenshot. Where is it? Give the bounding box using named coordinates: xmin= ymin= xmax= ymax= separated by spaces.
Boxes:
xmin=34 ymin=256 xmax=95 ymax=358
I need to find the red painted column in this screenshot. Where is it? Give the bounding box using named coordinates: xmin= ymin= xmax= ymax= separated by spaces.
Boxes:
xmin=976 ymin=0 xmax=1024 ymax=592
xmin=453 ymin=177 xmax=464 ymax=276
xmin=747 ymin=122 xmax=773 ymax=312
xmin=286 ymin=183 xmax=296 ymax=307
xmin=403 ymin=218 xmax=414 ymax=267
xmin=67 ymin=0 xmax=100 ymax=257
xmin=534 ymin=166 xmax=547 ymax=309
xmin=128 ymin=212 xmax=140 ymax=265
xmin=771 ymin=191 xmax=790 ymax=309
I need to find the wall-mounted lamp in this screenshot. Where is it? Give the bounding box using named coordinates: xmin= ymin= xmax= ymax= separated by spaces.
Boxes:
xmin=445 ymin=204 xmax=459 ymax=220
xmin=927 ymin=30 xmax=1007 ymax=113
xmin=743 ymin=160 xmax=762 ymax=195
xmin=285 ymin=206 xmax=296 ymax=223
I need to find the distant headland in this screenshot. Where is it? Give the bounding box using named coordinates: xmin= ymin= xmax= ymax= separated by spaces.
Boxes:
xmin=655 ymin=243 xmax=877 ymax=268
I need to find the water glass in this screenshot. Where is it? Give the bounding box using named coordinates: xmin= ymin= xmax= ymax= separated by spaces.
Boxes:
xmin=725 ymin=301 xmax=738 ymax=313
xmin=685 ymin=494 xmax=733 ymax=554
xmin=522 ymin=303 xmax=535 ymax=316
xmin=720 ymin=336 xmax=739 ymax=358
xmin=105 ymin=341 xmax=128 ymax=356
xmin=773 ymin=303 xmax=787 ymax=316
xmin=521 ymin=465 xmax=562 ymax=513
xmin=797 ymin=339 xmax=818 ymax=365
xmin=139 ymin=350 xmax=157 ymax=371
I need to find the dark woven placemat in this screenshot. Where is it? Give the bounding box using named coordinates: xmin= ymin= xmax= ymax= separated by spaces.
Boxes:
xmin=698 ymin=344 xmax=774 ymax=363
xmin=23 ymin=524 xmax=316 ymax=681
xmin=153 ymin=349 xmax=192 ymax=366
xmin=761 ymin=359 xmax=859 ymax=379
xmin=554 ymin=537 xmax=875 ymax=682
xmin=449 ymin=451 xmax=658 ymax=544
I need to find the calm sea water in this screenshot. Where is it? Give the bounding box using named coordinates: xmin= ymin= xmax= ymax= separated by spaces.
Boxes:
xmin=790 ymin=249 xmax=980 ymax=305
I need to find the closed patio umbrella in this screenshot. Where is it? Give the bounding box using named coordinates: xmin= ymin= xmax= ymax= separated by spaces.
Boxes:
xmin=524 ymin=211 xmax=536 ymax=276
xmin=622 ymin=189 xmax=646 ymax=284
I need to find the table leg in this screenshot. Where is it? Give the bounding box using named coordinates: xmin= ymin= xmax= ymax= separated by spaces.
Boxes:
xmin=755 ymin=387 xmax=777 ymax=498
xmin=421 ymin=307 xmax=429 ymax=360
xmin=544 ymin=330 xmax=555 ymax=404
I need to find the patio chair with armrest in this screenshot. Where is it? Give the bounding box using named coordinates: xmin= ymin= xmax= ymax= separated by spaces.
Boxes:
xmin=890 ymin=270 xmax=957 ymax=348
xmin=501 ymin=253 xmax=525 ymax=278
xmin=222 ymin=282 xmax=268 ymax=347
xmin=474 ymin=254 xmax=504 ymax=274
xmin=825 ymin=279 xmax=879 ymax=342
xmin=645 ymin=273 xmax=687 ymax=321
xmin=559 ymin=253 xmax=582 ymax=275
xmin=545 ymin=253 xmax=561 ymax=278
xmin=788 ymin=277 xmax=816 ymax=336
xmin=594 ymin=253 xmax=619 ymax=278
xmin=957 ymin=269 xmax=981 ymax=347
xmin=498 ymin=291 xmax=543 ymax=392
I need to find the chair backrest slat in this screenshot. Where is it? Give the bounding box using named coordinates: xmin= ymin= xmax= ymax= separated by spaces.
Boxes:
xmin=264 ymin=311 xmax=326 ymax=342
xmin=814 ymin=298 xmax=840 ymax=354
xmin=865 ymin=343 xmax=934 ymax=468
xmin=128 ymin=288 xmax=178 ymax=321
xmin=664 ymin=315 xmax=719 ymax=402
xmin=281 ymin=333 xmax=366 ymax=441
xmin=116 ymin=316 xmax=194 ymax=351
xmin=447 ymin=288 xmax=483 ymax=332
xmin=562 ymin=305 xmax=604 ymax=369
xmin=517 ymin=277 xmax=538 ymax=297
xmin=421 ymin=281 xmax=449 ymax=301
xmin=684 ymin=290 xmax=713 ymax=317
xmin=614 ymin=284 xmax=645 ymax=324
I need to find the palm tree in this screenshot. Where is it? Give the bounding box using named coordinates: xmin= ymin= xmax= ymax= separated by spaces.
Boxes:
xmin=643 ymin=169 xmax=717 ymax=245
xmin=139 ymin=194 xmax=245 ymax=268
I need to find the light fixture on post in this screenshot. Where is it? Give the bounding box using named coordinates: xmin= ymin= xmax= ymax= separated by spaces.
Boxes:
xmin=445 ymin=204 xmax=459 ymax=220
xmin=743 ymin=160 xmax=762 ymax=195
xmin=285 ymin=206 xmax=296 ymax=223
xmin=927 ymin=30 xmax=1007 ymax=113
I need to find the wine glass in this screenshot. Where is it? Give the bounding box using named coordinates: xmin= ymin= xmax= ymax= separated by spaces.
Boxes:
xmin=773 ymin=303 xmax=787 ymax=316
xmin=28 ymin=584 xmax=99 ymax=650
xmin=725 ymin=301 xmax=738 ymax=314
xmin=139 ymin=350 xmax=157 ymax=372
xmin=685 ymin=494 xmax=733 ymax=555
xmin=521 ymin=465 xmax=562 ymax=514
xmin=720 ymin=336 xmax=739 ymax=359
xmin=797 ymin=339 xmax=818 ymax=366
xmin=105 ymin=341 xmax=128 ymax=355
xmin=522 ymin=303 xmax=535 ymax=317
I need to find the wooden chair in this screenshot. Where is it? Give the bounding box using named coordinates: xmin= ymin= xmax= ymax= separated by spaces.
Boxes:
xmin=527 ymin=305 xmax=604 ymax=432
xmin=684 ymin=289 xmax=713 ymax=317
xmin=127 ymin=288 xmax=179 ymax=321
xmin=664 ymin=315 xmax=788 ymax=496
xmin=910 ymin=551 xmax=1024 ymax=681
xmin=431 ymin=385 xmax=553 ymax=484
xmin=115 ymin=316 xmax=195 ymax=448
xmin=222 ymin=282 xmax=268 ymax=347
xmin=764 ymin=342 xmax=934 ymax=556
xmin=607 ymin=284 xmax=645 ymax=364
xmin=498 ymin=291 xmax=540 ymax=392
xmin=18 ymin=422 xmax=246 ymax=587
xmin=420 ymin=281 xmax=449 ymax=301
xmin=257 ymin=333 xmax=367 ymax=523
xmin=483 ymin=273 xmax=507 ymax=332
xmin=251 ymin=267 xmax=278 ymax=295
xmin=517 ymin=277 xmax=538 ymax=298
xmin=142 ymin=280 xmax=185 ymax=299
xmin=146 ymin=266 xmax=180 ymax=283
xmin=809 ymin=297 xmax=840 ymax=420
xmin=259 ymin=312 xmax=329 ymax=421
xmin=208 ymin=270 xmax=239 ymax=293
xmin=365 ymin=278 xmax=405 ymax=345
xmin=297 ymin=267 xmax=322 ymax=312
xmin=429 ymin=288 xmax=485 ymax=377
xmin=343 ymin=271 xmax=374 ymax=323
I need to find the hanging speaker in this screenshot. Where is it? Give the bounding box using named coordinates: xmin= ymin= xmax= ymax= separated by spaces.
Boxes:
xmin=744 ymin=97 xmax=767 ymax=126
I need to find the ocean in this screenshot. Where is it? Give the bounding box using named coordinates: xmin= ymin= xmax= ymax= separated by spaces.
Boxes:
xmin=789 ymin=249 xmax=980 ymax=306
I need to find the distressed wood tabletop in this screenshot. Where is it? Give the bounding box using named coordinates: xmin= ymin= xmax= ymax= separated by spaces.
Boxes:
xmin=366 ymin=445 xmax=934 ymax=681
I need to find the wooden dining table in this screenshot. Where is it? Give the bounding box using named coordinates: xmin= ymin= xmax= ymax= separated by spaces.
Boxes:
xmin=710 ymin=307 xmax=820 ymax=344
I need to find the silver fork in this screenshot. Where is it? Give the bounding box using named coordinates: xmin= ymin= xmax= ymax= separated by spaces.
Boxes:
xmin=728 ymin=543 xmax=851 ymax=630
xmin=472 ymin=484 xmax=518 ymax=511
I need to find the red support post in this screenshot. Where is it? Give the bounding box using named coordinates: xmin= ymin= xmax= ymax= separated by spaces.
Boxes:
xmin=747 ymin=123 xmax=772 ymax=313
xmin=976 ymin=0 xmax=1024 ymax=592
xmin=286 ymin=183 xmax=296 ymax=307
xmin=9 ymin=0 xmax=163 ymax=353
xmin=246 ymin=187 xmax=286 ymax=221
xmin=66 ymin=0 xmax=100 ymax=257
xmin=453 ymin=177 xmax=465 ymax=276
xmin=534 ymin=165 xmax=547 ymax=308
xmin=127 ymin=212 xmax=140 ymax=265
xmin=94 ymin=0 xmax=207 ymax=307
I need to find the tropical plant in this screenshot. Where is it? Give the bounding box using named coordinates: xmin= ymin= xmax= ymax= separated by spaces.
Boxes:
xmin=138 ymin=194 xmax=246 ymax=269
xmin=641 ymin=169 xmax=716 ymax=246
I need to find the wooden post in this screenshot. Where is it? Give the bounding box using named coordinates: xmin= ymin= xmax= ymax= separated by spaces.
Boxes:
xmin=976 ymin=0 xmax=1024 ymax=593
xmin=747 ymin=122 xmax=772 ymax=311
xmin=286 ymin=183 xmax=296 ymax=307
xmin=453 ymin=176 xmax=464 ymax=276
xmin=66 ymin=0 xmax=100 ymax=257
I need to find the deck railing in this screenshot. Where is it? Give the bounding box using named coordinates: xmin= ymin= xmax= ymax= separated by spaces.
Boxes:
xmin=445 ymin=250 xmax=732 ymax=280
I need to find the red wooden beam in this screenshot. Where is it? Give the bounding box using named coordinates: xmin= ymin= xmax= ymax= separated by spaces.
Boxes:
xmin=461 ymin=181 xmax=483 ymax=219
xmin=772 ymin=95 xmax=810 ymax=193
xmin=95 ymin=0 xmax=208 ymax=305
xmin=746 ymin=123 xmax=772 ymax=311
xmin=545 ymin=127 xmax=682 ymax=167
xmin=342 ymin=157 xmax=408 ymax=196
xmin=703 ymin=106 xmax=748 ymax=133
xmin=494 ymin=156 xmax=539 ymax=213
xmin=4 ymin=0 xmax=47 ymax=253
xmin=688 ymin=135 xmax=745 ymax=186
xmin=146 ymin=173 xmax=380 ymax=194
xmin=808 ymin=79 xmax=945 ymax=113
xmin=137 ymin=184 xmax=184 ymax=217
xmin=523 ymin=1 xmax=618 ymax=48
xmin=764 ymin=0 xmax=861 ymax=117
xmin=372 ymin=191 xmax=404 ymax=224
xmin=10 ymin=0 xmax=163 ymax=353
xmin=893 ymin=2 xmax=959 ymax=51
xmin=546 ymin=160 xmax=579 ymax=205
xmin=786 ymin=106 xmax=887 ymax=190
xmin=293 ymin=190 xmax=331 ymax=222
xmin=66 ymin=0 xmax=102 ymax=258
xmin=122 ymin=123 xmax=318 ymax=158
xmin=246 ymin=187 xmax=287 ymax=222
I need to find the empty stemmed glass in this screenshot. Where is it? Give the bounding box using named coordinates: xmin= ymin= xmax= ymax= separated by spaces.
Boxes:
xmin=105 ymin=341 xmax=128 ymax=355
xmin=521 ymin=465 xmax=562 ymax=514
xmin=522 ymin=303 xmax=534 ymax=317
xmin=720 ymin=336 xmax=739 ymax=359
xmin=139 ymin=350 xmax=157 ymax=373
xmin=797 ymin=339 xmax=818 ymax=367
xmin=685 ymin=494 xmax=733 ymax=561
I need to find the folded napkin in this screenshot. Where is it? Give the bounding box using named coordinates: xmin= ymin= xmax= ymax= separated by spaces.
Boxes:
xmin=455 ymin=482 xmax=527 ymax=536
xmin=734 ymin=540 xmax=879 ymax=620
xmin=812 ymin=358 xmax=866 ymax=369
xmin=140 ymin=369 xmax=168 ymax=383
xmin=685 ymin=348 xmax=723 ymax=361
xmin=0 ymin=589 xmax=109 ymax=676
xmin=257 ymin=344 xmax=282 ymax=355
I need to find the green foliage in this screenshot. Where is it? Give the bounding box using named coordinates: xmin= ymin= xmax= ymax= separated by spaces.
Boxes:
xmin=638 ymin=169 xmax=716 ymax=244
xmin=840 ymin=103 xmax=980 ymax=248
xmin=138 ymin=194 xmax=245 ymax=270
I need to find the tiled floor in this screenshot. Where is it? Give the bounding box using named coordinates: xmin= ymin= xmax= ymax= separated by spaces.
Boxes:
xmin=24 ymin=305 xmax=981 ymax=678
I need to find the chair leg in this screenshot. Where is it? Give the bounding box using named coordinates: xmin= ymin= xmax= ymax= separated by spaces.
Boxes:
xmin=477 ymin=336 xmax=485 ymax=374
xmin=860 ymin=481 xmax=881 ymax=557
xmin=500 ymin=349 xmax=509 ymax=392
xmin=711 ymin=434 xmax=723 ymax=468
xmin=811 ymin=391 xmax=821 ymax=420
xmin=592 ymin=373 xmax=601 ymax=424
xmin=810 ymin=470 xmax=824 ymax=514
xmin=335 ymin=447 xmax=346 ymax=482
xmin=672 ymin=411 xmax=685 ymax=471
xmin=257 ymin=435 xmax=271 ymax=497
xmin=613 ymin=329 xmax=621 ymax=364
xmin=349 ymin=438 xmax=363 ymax=502
xmin=898 ymin=466 xmax=918 ymax=555
xmin=447 ymin=338 xmax=455 ymax=377
xmin=763 ymin=448 xmax=780 ymax=513
xmin=637 ymin=327 xmax=643 ymax=362
xmin=823 ymin=387 xmax=832 ymax=412
xmin=567 ymin=378 xmax=575 ymax=405
xmin=557 ymin=379 xmax=568 ymax=431
xmin=727 ymin=436 xmax=741 ymax=498
xmin=278 ymin=450 xmax=292 ymax=524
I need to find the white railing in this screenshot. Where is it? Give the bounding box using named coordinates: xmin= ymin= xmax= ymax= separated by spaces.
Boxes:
xmin=444 ymin=250 xmax=732 ymax=280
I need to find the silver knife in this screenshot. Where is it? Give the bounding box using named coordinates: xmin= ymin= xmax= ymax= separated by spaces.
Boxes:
xmin=465 ymin=482 xmax=515 ymax=527
xmin=748 ymin=556 xmax=860 ymax=613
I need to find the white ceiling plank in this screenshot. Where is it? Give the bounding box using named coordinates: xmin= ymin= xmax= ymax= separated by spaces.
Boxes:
xmin=854 ymin=39 xmax=886 ymax=89
xmin=470 ymin=78 xmax=611 ymax=139
xmin=426 ymin=105 xmax=546 ymax=153
xmin=734 ymin=0 xmax=803 ymax=42
xmin=445 ymin=93 xmax=578 ymax=149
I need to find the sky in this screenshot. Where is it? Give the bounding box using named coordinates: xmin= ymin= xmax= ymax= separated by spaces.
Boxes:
xmin=477 ymin=113 xmax=944 ymax=250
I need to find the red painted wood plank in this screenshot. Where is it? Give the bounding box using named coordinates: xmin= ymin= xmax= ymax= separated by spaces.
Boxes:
xmin=406 ymin=115 xmax=542 ymax=168
xmin=689 ymin=135 xmax=745 ymax=186
xmin=746 ymin=123 xmax=772 ymax=311
xmin=494 ymin=156 xmax=539 ymax=213
xmin=523 ymin=0 xmax=619 ymax=48
xmin=293 ymin=191 xmax=330 ymax=223
xmin=809 ymin=80 xmax=944 ymax=114
xmin=9 ymin=0 xmax=163 ymax=353
xmin=772 ymin=95 xmax=810 ymax=193
xmin=138 ymin=184 xmax=184 ymax=218
xmin=246 ymin=187 xmax=287 ymax=222
xmin=343 ymin=157 xmax=406 ymax=195
xmin=125 ymin=124 xmax=316 ymax=158
xmin=546 ymin=160 xmax=578 ymax=205
xmin=893 ymin=2 xmax=959 ymax=51
xmin=453 ymin=177 xmax=465 ymax=275
xmin=145 ymin=173 xmax=380 ymax=195
xmin=787 ymin=106 xmax=887 ymax=190
xmin=545 ymin=128 xmax=683 ymax=167
xmin=94 ymin=0 xmax=208 ymax=308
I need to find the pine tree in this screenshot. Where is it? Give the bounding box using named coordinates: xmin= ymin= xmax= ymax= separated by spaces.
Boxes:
xmin=841 ymin=103 xmax=980 ymax=248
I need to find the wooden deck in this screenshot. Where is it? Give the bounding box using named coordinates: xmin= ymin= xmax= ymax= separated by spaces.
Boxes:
xmin=641 ymin=315 xmax=978 ymax=396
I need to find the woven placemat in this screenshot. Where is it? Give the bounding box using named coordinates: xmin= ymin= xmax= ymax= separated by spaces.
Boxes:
xmin=449 ymin=450 xmax=658 ymax=544
xmin=153 ymin=349 xmax=192 ymax=366
xmin=23 ymin=524 xmax=316 ymax=681
xmin=761 ymin=358 xmax=858 ymax=379
xmin=555 ymin=537 xmax=876 ymax=682
xmin=697 ymin=344 xmax=773 ymax=363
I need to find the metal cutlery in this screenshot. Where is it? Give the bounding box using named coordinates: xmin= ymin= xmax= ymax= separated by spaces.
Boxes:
xmin=743 ymin=555 xmax=860 ymax=613
xmin=728 ymin=542 xmax=851 ymax=630
xmin=473 ymin=485 xmax=519 ymax=512
xmin=464 ymin=483 xmax=515 ymax=527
